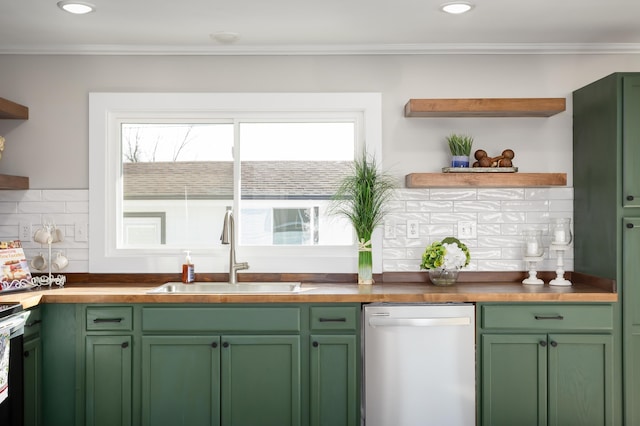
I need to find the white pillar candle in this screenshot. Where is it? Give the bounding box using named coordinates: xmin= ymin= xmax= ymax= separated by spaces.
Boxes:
xmin=554 ymin=230 xmax=566 ymax=243
xmin=526 ymin=241 xmax=539 ymax=256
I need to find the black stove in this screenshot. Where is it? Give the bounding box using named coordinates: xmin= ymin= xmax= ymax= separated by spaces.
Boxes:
xmin=0 ymin=303 xmax=22 ymax=319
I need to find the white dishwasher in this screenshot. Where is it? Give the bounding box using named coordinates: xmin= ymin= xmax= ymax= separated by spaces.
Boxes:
xmin=363 ymin=303 xmax=475 ymax=426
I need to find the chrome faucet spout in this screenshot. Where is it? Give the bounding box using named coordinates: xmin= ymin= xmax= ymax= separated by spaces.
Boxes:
xmin=221 ymin=210 xmax=249 ymax=284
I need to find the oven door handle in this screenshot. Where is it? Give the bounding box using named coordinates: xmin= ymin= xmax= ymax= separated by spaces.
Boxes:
xmin=0 ymin=312 xmax=28 ymax=332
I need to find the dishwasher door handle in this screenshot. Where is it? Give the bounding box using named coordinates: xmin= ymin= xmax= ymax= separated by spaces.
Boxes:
xmin=368 ymin=316 xmax=471 ymax=327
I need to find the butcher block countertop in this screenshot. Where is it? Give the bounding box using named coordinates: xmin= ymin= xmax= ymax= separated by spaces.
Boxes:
xmin=0 ymin=271 xmax=617 ymax=309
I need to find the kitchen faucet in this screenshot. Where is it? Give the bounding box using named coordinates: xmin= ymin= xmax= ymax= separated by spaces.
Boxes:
xmin=221 ymin=209 xmax=249 ymax=284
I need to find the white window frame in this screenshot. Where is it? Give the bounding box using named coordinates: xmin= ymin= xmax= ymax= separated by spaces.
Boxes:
xmin=89 ymin=92 xmax=383 ymax=273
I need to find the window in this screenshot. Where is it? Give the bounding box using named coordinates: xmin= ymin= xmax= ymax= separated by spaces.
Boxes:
xmin=89 ymin=93 xmax=382 ymax=273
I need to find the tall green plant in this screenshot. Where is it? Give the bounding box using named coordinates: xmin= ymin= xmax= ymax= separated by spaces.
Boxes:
xmin=330 ymin=150 xmax=396 ymax=284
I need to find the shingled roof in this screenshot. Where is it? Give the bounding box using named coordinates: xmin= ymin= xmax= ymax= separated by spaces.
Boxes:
xmin=123 ymin=161 xmax=353 ymax=200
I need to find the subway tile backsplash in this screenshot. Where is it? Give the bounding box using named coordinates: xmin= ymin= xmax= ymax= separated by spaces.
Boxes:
xmin=0 ymin=187 xmax=573 ymax=274
xmin=384 ymin=187 xmax=573 ymax=273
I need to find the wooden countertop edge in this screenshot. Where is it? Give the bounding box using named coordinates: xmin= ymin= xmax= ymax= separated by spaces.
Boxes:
xmin=0 ymin=280 xmax=617 ymax=306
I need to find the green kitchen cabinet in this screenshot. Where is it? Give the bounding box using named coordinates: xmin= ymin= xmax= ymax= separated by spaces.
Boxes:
xmin=478 ymin=304 xmax=614 ymax=426
xmin=574 ymin=72 xmax=640 ymax=425
xmin=23 ymin=308 xmax=42 ymax=426
xmin=307 ymin=304 xmax=360 ymax=426
xmin=141 ymin=334 xmax=300 ymax=426
xmin=141 ymin=336 xmax=221 ymax=426
xmin=623 ymin=217 xmax=640 ymax=424
xmin=82 ymin=306 xmax=134 ymax=426
xmin=220 ymin=335 xmax=300 ymax=426
xmin=85 ymin=336 xmax=132 ymax=426
xmin=309 ymin=335 xmax=357 ymax=426
xmin=72 ymin=303 xmax=359 ymax=426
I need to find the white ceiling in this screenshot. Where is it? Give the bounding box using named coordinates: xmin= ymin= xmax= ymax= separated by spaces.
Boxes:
xmin=2 ymin=0 xmax=640 ymax=55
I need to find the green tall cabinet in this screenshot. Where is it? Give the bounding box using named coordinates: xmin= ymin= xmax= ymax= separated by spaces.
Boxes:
xmin=573 ymin=72 xmax=640 ymax=425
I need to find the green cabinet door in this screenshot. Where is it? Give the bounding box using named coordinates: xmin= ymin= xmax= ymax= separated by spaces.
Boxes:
xmin=309 ymin=335 xmax=357 ymax=426
xmin=220 ymin=335 xmax=300 ymax=426
xmin=85 ymin=335 xmax=132 ymax=426
xmin=481 ymin=334 xmax=547 ymax=426
xmin=622 ymin=76 xmax=640 ymax=208
xmin=141 ymin=336 xmax=221 ymax=426
xmin=547 ymin=334 xmax=614 ymax=426
xmin=624 ymin=217 xmax=640 ymax=424
xmin=23 ymin=336 xmax=41 ymax=426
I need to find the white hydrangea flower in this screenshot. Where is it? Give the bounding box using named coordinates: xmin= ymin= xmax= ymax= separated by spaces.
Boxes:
xmin=442 ymin=242 xmax=467 ymax=269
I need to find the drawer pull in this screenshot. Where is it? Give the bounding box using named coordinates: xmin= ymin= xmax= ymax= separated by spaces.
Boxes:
xmin=26 ymin=319 xmax=42 ymax=327
xmin=211 ymin=342 xmax=218 ymax=348
xmin=93 ymin=317 xmax=124 ymax=323
xmin=121 ymin=341 xmax=129 ymax=349
xmin=539 ymin=341 xmax=547 ymax=347
xmin=627 ymin=223 xmax=635 ymax=229
xmin=627 ymin=195 xmax=635 ymax=201
xmin=550 ymin=341 xmax=558 ymax=347
xmin=319 ymin=317 xmax=347 ymax=322
xmin=534 ymin=315 xmax=564 ymax=320
xmin=222 ymin=342 xmax=229 ymax=348
xmin=312 ymin=341 xmax=319 ymax=347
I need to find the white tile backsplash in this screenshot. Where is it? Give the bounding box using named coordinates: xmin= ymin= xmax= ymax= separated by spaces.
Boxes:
xmin=0 ymin=186 xmax=574 ymax=274
xmin=384 ymin=186 xmax=574 ymax=273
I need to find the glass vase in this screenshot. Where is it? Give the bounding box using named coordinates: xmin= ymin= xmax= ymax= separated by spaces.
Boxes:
xmin=358 ymin=249 xmax=374 ymax=285
xmin=428 ymin=268 xmax=459 ymax=286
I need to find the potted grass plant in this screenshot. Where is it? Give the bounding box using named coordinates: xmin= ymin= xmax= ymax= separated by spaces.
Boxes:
xmin=330 ymin=150 xmax=396 ymax=284
xmin=446 ymin=133 xmax=474 ymax=168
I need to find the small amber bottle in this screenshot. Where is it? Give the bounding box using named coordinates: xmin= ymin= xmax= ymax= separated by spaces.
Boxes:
xmin=182 ymin=251 xmax=195 ymax=283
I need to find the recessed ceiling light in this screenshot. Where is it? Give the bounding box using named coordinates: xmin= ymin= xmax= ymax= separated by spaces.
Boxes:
xmin=57 ymin=1 xmax=95 ymax=14
xmin=440 ymin=2 xmax=474 ymax=14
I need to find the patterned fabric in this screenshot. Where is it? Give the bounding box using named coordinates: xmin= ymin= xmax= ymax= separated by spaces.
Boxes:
xmin=0 ymin=326 xmax=9 ymax=404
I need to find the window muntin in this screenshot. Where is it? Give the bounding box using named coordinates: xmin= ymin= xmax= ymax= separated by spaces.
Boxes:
xmin=89 ymin=93 xmax=382 ymax=273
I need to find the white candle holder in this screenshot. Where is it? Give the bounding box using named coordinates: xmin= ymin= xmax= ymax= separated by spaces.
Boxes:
xmin=523 ymin=255 xmax=545 ymax=285
xmin=522 ymin=229 xmax=544 ymax=285
xmin=549 ymin=243 xmax=572 ymax=286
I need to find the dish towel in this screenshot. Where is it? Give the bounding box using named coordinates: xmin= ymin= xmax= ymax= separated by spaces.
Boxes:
xmin=0 ymin=326 xmax=9 ymax=405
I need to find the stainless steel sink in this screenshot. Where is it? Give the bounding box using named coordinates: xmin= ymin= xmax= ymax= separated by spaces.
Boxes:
xmin=147 ymin=281 xmax=304 ymax=294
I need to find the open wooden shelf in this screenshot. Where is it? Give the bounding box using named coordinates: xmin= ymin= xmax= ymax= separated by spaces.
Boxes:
xmin=0 ymin=97 xmax=29 ymax=119
xmin=0 ymin=174 xmax=29 ymax=189
xmin=405 ymin=172 xmax=567 ymax=188
xmin=404 ymin=98 xmax=566 ymax=118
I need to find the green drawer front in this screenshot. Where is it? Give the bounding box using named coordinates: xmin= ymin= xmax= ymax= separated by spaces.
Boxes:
xmin=142 ymin=306 xmax=301 ymax=332
xmin=310 ymin=306 xmax=359 ymax=331
xmin=23 ymin=308 xmax=41 ymax=339
xmin=86 ymin=306 xmax=134 ymax=331
xmin=481 ymin=304 xmax=613 ymax=331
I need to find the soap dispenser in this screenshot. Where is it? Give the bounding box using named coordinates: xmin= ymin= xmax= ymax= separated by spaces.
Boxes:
xmin=182 ymin=250 xmax=195 ymax=283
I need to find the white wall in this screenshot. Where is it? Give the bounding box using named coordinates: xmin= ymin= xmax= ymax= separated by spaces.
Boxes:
xmin=1 ymin=54 xmax=640 ymax=188
xmin=0 ymin=53 xmax=639 ymax=274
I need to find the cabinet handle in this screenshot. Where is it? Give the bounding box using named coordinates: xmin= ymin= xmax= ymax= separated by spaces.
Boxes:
xmin=26 ymin=319 xmax=42 ymax=327
xmin=550 ymin=341 xmax=558 ymax=347
xmin=93 ymin=317 xmax=123 ymax=323
xmin=211 ymin=342 xmax=218 ymax=348
xmin=121 ymin=341 xmax=129 ymax=349
xmin=539 ymin=341 xmax=547 ymax=347
xmin=627 ymin=223 xmax=635 ymax=229
xmin=222 ymin=342 xmax=229 ymax=348
xmin=312 ymin=341 xmax=319 ymax=347
xmin=24 ymin=350 xmax=30 ymax=358
xmin=534 ymin=315 xmax=564 ymax=320
xmin=627 ymin=195 xmax=635 ymax=201
xmin=319 ymin=317 xmax=347 ymax=323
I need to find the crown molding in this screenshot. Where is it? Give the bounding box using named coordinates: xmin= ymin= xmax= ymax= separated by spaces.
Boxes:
xmin=1 ymin=42 xmax=640 ymax=55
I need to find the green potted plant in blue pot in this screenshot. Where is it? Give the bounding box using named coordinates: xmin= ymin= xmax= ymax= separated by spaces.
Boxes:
xmin=446 ymin=134 xmax=474 ymax=168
